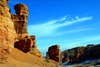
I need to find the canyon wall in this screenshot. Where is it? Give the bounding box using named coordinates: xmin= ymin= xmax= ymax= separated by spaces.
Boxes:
xmin=62 ymin=51 xmax=69 ymax=63
xmin=11 ymin=3 xmax=42 ymax=58
xmin=68 ymin=44 xmax=100 ymax=64
xmin=11 ymin=3 xmax=29 ymax=38
xmin=0 ymin=0 xmax=16 ymax=63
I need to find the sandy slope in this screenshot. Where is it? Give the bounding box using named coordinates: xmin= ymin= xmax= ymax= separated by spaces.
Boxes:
xmin=0 ymin=48 xmax=61 ymax=67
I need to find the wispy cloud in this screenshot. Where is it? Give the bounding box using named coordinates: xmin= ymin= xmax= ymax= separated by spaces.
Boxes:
xmin=27 ymin=15 xmax=93 ymax=37
xmin=52 ymin=28 xmax=93 ymax=37
xmin=61 ymin=35 xmax=100 ymax=50
xmin=8 ymin=0 xmax=20 ymax=4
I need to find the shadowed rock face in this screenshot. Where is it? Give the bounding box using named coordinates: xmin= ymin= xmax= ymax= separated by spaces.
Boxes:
xmin=62 ymin=52 xmax=69 ymax=63
xmin=14 ymin=35 xmax=43 ymax=58
xmin=11 ymin=3 xmax=28 ymax=38
xmin=14 ymin=37 xmax=32 ymax=53
xmin=0 ymin=0 xmax=16 ymax=63
xmin=46 ymin=45 xmax=61 ymax=62
xmin=68 ymin=44 xmax=100 ymax=64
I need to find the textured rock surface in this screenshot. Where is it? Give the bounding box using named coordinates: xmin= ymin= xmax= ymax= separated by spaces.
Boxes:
xmin=0 ymin=0 xmax=16 ymax=63
xmin=62 ymin=52 xmax=69 ymax=63
xmin=12 ymin=3 xmax=43 ymax=58
xmin=60 ymin=49 xmax=74 ymax=61
xmin=30 ymin=36 xmax=37 ymax=49
xmin=14 ymin=37 xmax=32 ymax=53
xmin=46 ymin=45 xmax=61 ymax=62
xmin=11 ymin=3 xmax=28 ymax=38
xmin=68 ymin=44 xmax=100 ymax=64
xmin=28 ymin=35 xmax=42 ymax=58
xmin=29 ymin=48 xmax=42 ymax=58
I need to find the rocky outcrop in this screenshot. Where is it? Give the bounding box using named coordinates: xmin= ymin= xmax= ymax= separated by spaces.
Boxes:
xmin=14 ymin=37 xmax=32 ymax=53
xmin=11 ymin=3 xmax=29 ymax=38
xmin=60 ymin=49 xmax=74 ymax=61
xmin=0 ymin=0 xmax=16 ymax=63
xmin=14 ymin=35 xmax=42 ymax=58
xmin=62 ymin=52 xmax=69 ymax=63
xmin=11 ymin=3 xmax=42 ymax=58
xmin=46 ymin=45 xmax=61 ymax=62
xmin=68 ymin=44 xmax=100 ymax=64
xmin=74 ymin=47 xmax=85 ymax=58
xmin=28 ymin=35 xmax=42 ymax=58
xmin=30 ymin=36 xmax=37 ymax=49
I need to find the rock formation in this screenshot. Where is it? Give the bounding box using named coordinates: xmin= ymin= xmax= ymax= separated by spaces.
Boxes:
xmin=0 ymin=0 xmax=16 ymax=63
xmin=12 ymin=3 xmax=31 ymax=53
xmin=68 ymin=44 xmax=100 ymax=64
xmin=74 ymin=47 xmax=84 ymax=58
xmin=28 ymin=35 xmax=42 ymax=58
xmin=11 ymin=3 xmax=42 ymax=58
xmin=62 ymin=51 xmax=69 ymax=63
xmin=14 ymin=37 xmax=32 ymax=53
xmin=11 ymin=3 xmax=29 ymax=38
xmin=30 ymin=36 xmax=37 ymax=49
xmin=46 ymin=45 xmax=61 ymax=62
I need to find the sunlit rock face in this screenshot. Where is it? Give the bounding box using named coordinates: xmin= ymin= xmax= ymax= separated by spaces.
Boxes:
xmin=11 ymin=3 xmax=29 ymax=38
xmin=46 ymin=45 xmax=61 ymax=62
xmin=28 ymin=35 xmax=43 ymax=58
xmin=12 ymin=3 xmax=43 ymax=58
xmin=0 ymin=0 xmax=16 ymax=63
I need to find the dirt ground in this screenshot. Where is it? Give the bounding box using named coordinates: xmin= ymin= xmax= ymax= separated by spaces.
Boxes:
xmin=0 ymin=48 xmax=61 ymax=67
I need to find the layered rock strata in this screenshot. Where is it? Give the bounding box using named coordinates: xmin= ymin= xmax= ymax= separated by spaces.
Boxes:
xmin=62 ymin=52 xmax=69 ymax=63
xmin=69 ymin=44 xmax=100 ymax=64
xmin=46 ymin=45 xmax=61 ymax=62
xmin=0 ymin=0 xmax=16 ymax=63
xmin=12 ymin=3 xmax=43 ymax=58
xmin=11 ymin=3 xmax=29 ymax=38
xmin=28 ymin=35 xmax=42 ymax=58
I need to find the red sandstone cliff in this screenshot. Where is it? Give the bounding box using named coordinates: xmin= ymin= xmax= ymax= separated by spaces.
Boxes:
xmin=67 ymin=44 xmax=100 ymax=64
xmin=11 ymin=3 xmax=42 ymax=58
xmin=11 ymin=3 xmax=29 ymax=38
xmin=46 ymin=45 xmax=61 ymax=62
xmin=0 ymin=0 xmax=61 ymax=67
xmin=0 ymin=0 xmax=16 ymax=63
xmin=28 ymin=35 xmax=42 ymax=58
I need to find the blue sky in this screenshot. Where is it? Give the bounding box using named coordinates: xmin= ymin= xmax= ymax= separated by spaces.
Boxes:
xmin=8 ymin=0 xmax=100 ymax=56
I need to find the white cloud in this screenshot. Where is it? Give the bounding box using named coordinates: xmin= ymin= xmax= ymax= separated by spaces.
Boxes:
xmin=52 ymin=28 xmax=93 ymax=37
xmin=27 ymin=15 xmax=93 ymax=37
xmin=75 ymin=16 xmax=79 ymax=19
xmin=61 ymin=35 xmax=100 ymax=50
xmin=9 ymin=1 xmax=19 ymax=4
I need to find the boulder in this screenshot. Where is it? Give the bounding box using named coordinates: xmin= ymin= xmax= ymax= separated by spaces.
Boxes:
xmin=0 ymin=0 xmax=16 ymax=63
xmin=14 ymin=38 xmax=32 ymax=53
xmin=46 ymin=45 xmax=61 ymax=62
